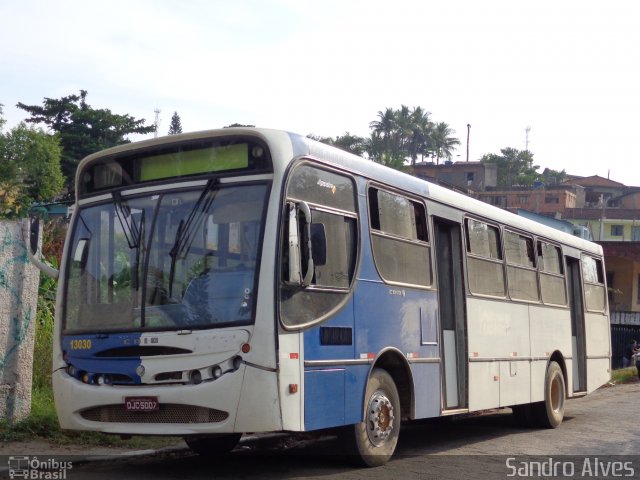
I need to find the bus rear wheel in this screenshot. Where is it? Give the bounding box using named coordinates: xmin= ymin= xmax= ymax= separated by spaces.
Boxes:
xmin=347 ymin=368 xmax=401 ymax=467
xmin=184 ymin=433 xmax=242 ymax=455
xmin=534 ymin=361 xmax=566 ymax=428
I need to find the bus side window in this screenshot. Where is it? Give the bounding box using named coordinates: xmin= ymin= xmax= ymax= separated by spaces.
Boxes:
xmin=280 ymin=163 xmax=358 ymax=328
xmin=368 ymin=187 xmax=432 ymax=287
xmin=465 ymin=218 xmax=505 ymax=297
xmin=504 ymin=230 xmax=538 ymax=302
xmin=582 ymin=256 xmax=606 ymax=311
xmin=537 ymin=241 xmax=567 ymax=306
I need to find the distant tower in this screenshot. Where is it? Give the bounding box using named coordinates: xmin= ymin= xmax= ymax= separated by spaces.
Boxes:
xmin=525 ymin=125 xmax=531 ymax=152
xmin=154 ymin=108 xmax=162 ymax=138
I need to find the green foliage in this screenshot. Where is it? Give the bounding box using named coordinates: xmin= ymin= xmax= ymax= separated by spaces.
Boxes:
xmin=0 ymin=122 xmax=64 ymax=218
xmin=32 ymin=219 xmax=67 ymax=390
xmin=17 ymin=90 xmax=155 ymax=189
xmin=310 ymin=105 xmax=460 ymax=173
xmin=541 ymin=167 xmax=567 ymax=186
xmin=168 ymin=111 xmax=183 ymax=135
xmin=610 ymin=366 xmax=639 ymax=384
xmin=0 ymin=103 xmax=6 ymax=131
xmin=480 ymin=147 xmax=540 ymax=188
xmin=307 ymin=132 xmax=368 ymax=157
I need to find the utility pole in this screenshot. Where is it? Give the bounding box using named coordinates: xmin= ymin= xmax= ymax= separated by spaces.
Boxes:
xmin=466 ymin=124 xmax=471 ymax=162
xmin=154 ymin=108 xmax=161 ymax=138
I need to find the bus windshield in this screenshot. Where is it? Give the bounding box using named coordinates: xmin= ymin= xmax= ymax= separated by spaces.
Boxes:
xmin=64 ymin=183 xmax=268 ymax=333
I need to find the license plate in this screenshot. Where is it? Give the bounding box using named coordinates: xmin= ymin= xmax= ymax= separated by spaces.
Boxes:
xmin=124 ymin=396 xmax=159 ymax=412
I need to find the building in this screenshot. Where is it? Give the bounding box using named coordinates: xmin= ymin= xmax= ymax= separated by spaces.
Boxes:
xmin=474 ymin=184 xmax=585 ymax=215
xmin=412 ymin=161 xmax=497 ymax=191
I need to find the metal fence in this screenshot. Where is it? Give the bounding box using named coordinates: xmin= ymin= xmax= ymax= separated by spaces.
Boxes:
xmin=611 ymin=312 xmax=640 ymax=369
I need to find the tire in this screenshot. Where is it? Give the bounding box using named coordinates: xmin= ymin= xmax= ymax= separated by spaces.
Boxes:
xmin=347 ymin=368 xmax=401 ymax=467
xmin=534 ymin=361 xmax=566 ymax=428
xmin=184 ymin=434 xmax=242 ymax=455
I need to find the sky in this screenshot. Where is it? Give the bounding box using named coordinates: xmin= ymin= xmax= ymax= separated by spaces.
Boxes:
xmin=2 ymin=0 xmax=640 ymax=185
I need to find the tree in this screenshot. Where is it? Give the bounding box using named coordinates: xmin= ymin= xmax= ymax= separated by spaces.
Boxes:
xmin=308 ymin=132 xmax=368 ymax=156
xmin=168 ymin=111 xmax=183 ymax=135
xmin=308 ymin=105 xmax=459 ymax=173
xmin=0 ymin=104 xmax=5 ymax=132
xmin=541 ymin=167 xmax=567 ymax=186
xmin=17 ymin=90 xmax=155 ymax=189
xmin=480 ymin=147 xmax=540 ymax=188
xmin=431 ymin=122 xmax=460 ymax=164
xmin=368 ymin=105 xmax=438 ymax=166
xmin=0 ymin=122 xmax=63 ymax=218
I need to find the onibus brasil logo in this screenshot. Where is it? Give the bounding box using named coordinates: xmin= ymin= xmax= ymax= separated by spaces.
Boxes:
xmin=8 ymin=456 xmax=72 ymax=479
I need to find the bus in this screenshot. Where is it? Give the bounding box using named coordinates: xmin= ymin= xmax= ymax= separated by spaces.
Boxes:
xmin=28 ymin=128 xmax=611 ymax=466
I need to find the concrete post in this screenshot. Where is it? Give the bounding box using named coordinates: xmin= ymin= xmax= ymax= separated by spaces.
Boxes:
xmin=0 ymin=220 xmax=41 ymax=423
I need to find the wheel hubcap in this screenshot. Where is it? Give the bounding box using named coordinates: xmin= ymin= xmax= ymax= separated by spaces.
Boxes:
xmin=366 ymin=391 xmax=395 ymax=446
xmin=550 ymin=375 xmax=564 ymax=413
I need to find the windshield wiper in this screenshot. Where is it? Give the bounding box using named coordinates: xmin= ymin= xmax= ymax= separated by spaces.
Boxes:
xmin=113 ymin=192 xmax=141 ymax=249
xmin=113 ymin=192 xmax=145 ymax=291
xmin=167 ymin=178 xmax=219 ymax=296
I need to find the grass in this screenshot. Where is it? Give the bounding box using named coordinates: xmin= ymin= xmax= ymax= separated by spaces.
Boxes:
xmin=610 ymin=366 xmax=639 ymax=385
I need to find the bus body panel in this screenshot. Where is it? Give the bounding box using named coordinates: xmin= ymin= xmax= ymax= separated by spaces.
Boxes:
xmin=584 ymin=311 xmax=612 ymax=392
xmin=53 ymin=364 xmax=246 ymax=434
xmin=234 ymin=366 xmax=282 ymax=432
xmin=467 ymin=298 xmax=572 ymax=410
xmin=278 ymin=330 xmax=304 ymax=431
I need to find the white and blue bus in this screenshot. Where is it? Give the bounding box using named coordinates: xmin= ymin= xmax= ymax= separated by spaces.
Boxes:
xmin=32 ymin=128 xmax=611 ymax=466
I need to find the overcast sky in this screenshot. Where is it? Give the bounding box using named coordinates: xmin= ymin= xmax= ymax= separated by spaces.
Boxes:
xmin=2 ymin=0 xmax=639 ymax=185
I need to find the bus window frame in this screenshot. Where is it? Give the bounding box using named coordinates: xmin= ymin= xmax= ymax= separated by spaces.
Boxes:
xmin=278 ymin=159 xmax=360 ymax=331
xmin=537 ymin=239 xmax=568 ymax=307
xmin=581 ymin=254 xmax=607 ymax=313
xmin=62 ymin=178 xmax=272 ymax=334
xmin=463 ymin=216 xmax=507 ymax=299
xmin=503 ymin=228 xmax=540 ymax=304
xmin=366 ymin=182 xmax=433 ymax=290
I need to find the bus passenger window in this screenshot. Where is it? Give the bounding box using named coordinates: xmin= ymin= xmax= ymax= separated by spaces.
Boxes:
xmin=505 ymin=231 xmax=538 ymax=302
xmin=538 ymin=241 xmax=567 ymax=306
xmin=368 ymin=188 xmax=431 ymax=287
xmin=582 ymin=256 xmax=606 ymax=311
xmin=465 ymin=219 xmax=505 ymax=297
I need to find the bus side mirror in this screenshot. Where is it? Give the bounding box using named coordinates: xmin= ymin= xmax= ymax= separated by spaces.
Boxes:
xmin=24 ymin=217 xmax=59 ymax=279
xmin=286 ymin=201 xmax=315 ymax=287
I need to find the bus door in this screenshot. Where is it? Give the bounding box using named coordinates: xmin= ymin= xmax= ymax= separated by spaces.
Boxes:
xmin=433 ymin=218 xmax=468 ymax=410
xmin=566 ymin=257 xmax=587 ymax=393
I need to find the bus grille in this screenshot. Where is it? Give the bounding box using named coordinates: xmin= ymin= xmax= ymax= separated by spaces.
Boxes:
xmin=80 ymin=404 xmax=229 ymax=424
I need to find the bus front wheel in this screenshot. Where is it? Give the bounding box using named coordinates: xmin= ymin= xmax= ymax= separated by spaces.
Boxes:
xmin=184 ymin=433 xmax=242 ymax=455
xmin=534 ymin=361 xmax=566 ymax=428
xmin=348 ymin=368 xmax=401 ymax=467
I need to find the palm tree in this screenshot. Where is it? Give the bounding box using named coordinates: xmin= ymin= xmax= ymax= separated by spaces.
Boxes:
xmin=407 ymin=106 xmax=433 ymax=165
xmin=431 ymin=122 xmax=460 ymax=164
xmin=369 ymin=108 xmax=396 ymax=145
